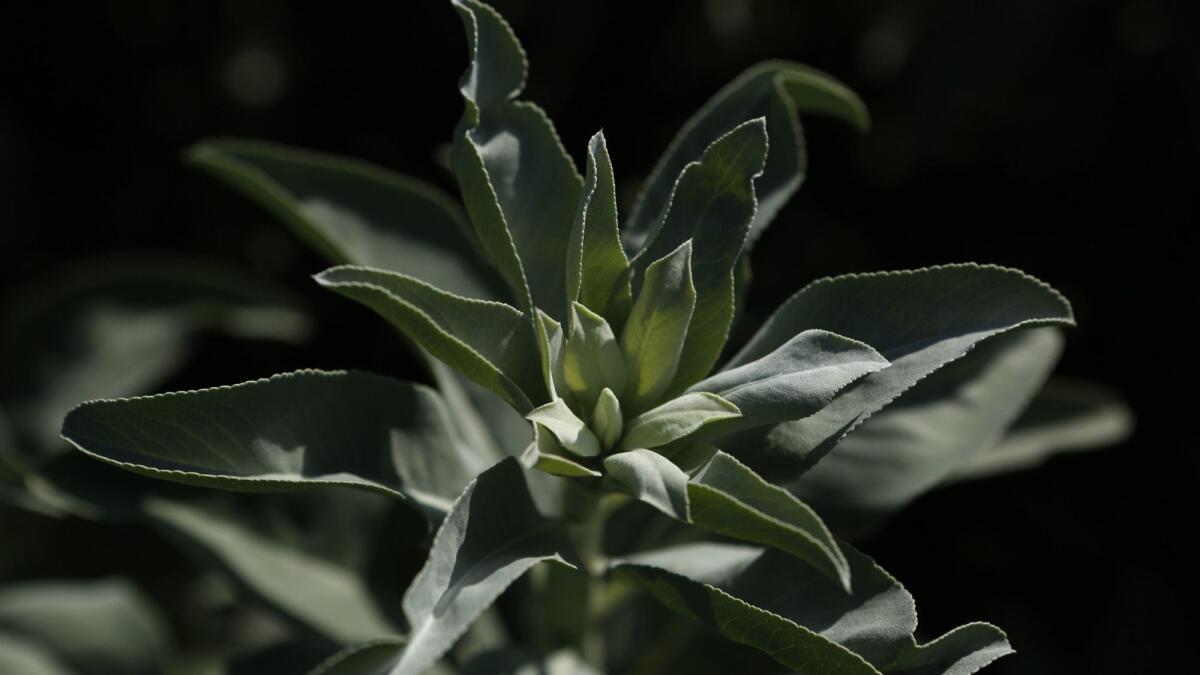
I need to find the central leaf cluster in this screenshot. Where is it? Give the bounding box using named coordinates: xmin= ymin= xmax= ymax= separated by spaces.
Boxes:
xmin=527 ymin=242 xmax=743 ymax=464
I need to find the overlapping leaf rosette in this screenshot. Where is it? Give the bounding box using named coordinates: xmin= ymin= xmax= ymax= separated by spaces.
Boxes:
xmin=40 ymin=1 xmax=1130 ymax=673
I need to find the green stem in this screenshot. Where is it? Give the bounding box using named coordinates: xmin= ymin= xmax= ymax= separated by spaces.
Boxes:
xmin=563 ymin=483 xmax=625 ymax=670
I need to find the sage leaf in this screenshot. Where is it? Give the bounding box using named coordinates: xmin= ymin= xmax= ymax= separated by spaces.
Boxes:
xmin=0 ymin=578 xmax=169 ymax=675
xmin=605 ymin=447 xmax=849 ymax=589
xmin=452 ymin=0 xmax=583 ymax=320
xmin=612 ymin=543 xmax=905 ymax=673
xmin=32 ymin=453 xmax=416 ymax=646
xmin=144 ymin=495 xmax=398 ymax=644
xmin=883 ymin=623 xmax=1014 ymax=675
xmin=724 ymin=264 xmax=1074 ymax=482
xmin=689 ymin=450 xmax=849 ymax=591
xmin=618 ymin=392 xmax=741 ymax=451
xmin=620 ymin=240 xmax=697 ymax=413
xmin=61 ymin=370 xmax=484 ymax=513
xmin=537 ymin=310 xmax=567 ymax=400
xmin=562 ymin=303 xmax=626 ymax=411
xmin=690 ymin=329 xmax=888 ymax=430
xmin=632 ymin=119 xmax=769 ymax=394
xmin=793 ymin=328 xmax=1063 ymax=536
xmin=526 ymin=398 xmax=601 ymax=458
xmin=953 ymin=376 xmax=1133 ymax=482
xmin=358 ymin=459 xmax=576 ymax=675
xmin=0 ymin=258 xmax=309 ymax=468
xmin=534 ymin=453 xmax=601 ymax=479
xmin=185 ymin=138 xmax=497 ymax=299
xmin=567 ymin=132 xmax=632 ymax=325
xmin=591 ymin=388 xmax=623 ymax=451
xmin=603 ymin=449 xmax=690 ymax=522
xmin=625 ymin=61 xmax=869 ymax=252
xmin=316 ymin=265 xmax=544 ymax=412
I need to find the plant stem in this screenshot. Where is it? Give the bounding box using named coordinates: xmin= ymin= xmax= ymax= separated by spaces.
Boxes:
xmin=563 ymin=482 xmax=624 ymax=670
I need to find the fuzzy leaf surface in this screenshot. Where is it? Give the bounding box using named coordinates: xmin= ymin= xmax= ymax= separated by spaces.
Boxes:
xmin=793 ymin=328 xmax=1063 ymax=536
xmin=316 ymin=265 xmax=544 ymax=411
xmin=625 ymin=61 xmax=869 ymax=251
xmin=185 ymin=138 xmax=496 ymax=299
xmin=61 ymin=370 xmax=483 ymax=514
xmin=631 ymin=120 xmax=768 ymax=393
xmin=724 ymin=264 xmax=1074 ymax=482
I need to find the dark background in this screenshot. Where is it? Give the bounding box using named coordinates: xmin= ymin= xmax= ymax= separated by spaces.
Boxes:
xmin=1 ymin=0 xmax=1195 ymax=672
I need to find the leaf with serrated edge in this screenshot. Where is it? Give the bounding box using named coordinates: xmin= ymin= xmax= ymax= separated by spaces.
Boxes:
xmin=621 ymin=241 xmax=697 ymax=413
xmin=793 ymin=328 xmax=1063 ymax=537
xmin=184 ymin=138 xmax=497 ymax=300
xmin=619 ymin=393 xmax=741 ymax=451
xmin=690 ymin=329 xmax=888 ymax=430
xmin=451 ymin=0 xmax=583 ymax=320
xmin=0 ymin=258 xmax=310 ymax=467
xmin=615 ymin=542 xmax=1005 ymax=673
xmin=604 ymin=447 xmax=848 ymax=589
xmin=567 ymin=132 xmax=632 ymax=326
xmin=625 ymin=61 xmax=869 ymax=253
xmin=689 ymin=451 xmax=849 ymax=591
xmin=316 ymin=266 xmax=543 ymax=412
xmin=723 ymin=264 xmax=1074 ymax=483
xmin=884 ymin=623 xmax=1014 ymax=675
xmin=337 ymin=459 xmax=576 ymax=675
xmin=61 ymin=370 xmax=484 ymax=514
xmin=612 ymin=542 xmax=907 ymax=673
xmin=631 ymin=119 xmax=768 ymax=395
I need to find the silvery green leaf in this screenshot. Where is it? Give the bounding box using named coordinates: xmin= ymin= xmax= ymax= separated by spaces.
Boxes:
xmin=0 ymin=578 xmax=169 ymax=675
xmin=185 ymin=138 xmax=511 ymax=472
xmin=316 ymin=265 xmax=544 ymax=412
xmin=625 ymin=61 xmax=868 ymax=252
xmin=604 ymin=449 xmax=690 ymax=521
xmin=567 ymin=132 xmax=632 ymax=326
xmin=793 ymin=328 xmax=1063 ymax=537
xmin=31 ymin=454 xmax=412 ymax=646
xmin=883 ymin=623 xmax=1014 ymax=675
xmin=618 ymin=393 xmax=741 ymax=451
xmin=563 ymin=303 xmax=626 ymax=412
xmin=688 ymin=451 xmax=849 ymax=591
xmin=537 ymin=310 xmax=567 ymax=400
xmin=451 ymin=0 xmax=583 ymax=320
xmin=591 ymin=388 xmax=623 ymax=451
xmin=690 ymin=329 xmax=888 ymax=430
xmin=620 ymin=241 xmax=697 ymax=413
xmin=184 ymin=138 xmax=497 ymax=300
xmin=724 ymin=264 xmax=1074 ymax=483
xmin=953 ymin=376 xmax=1132 ymax=481
xmin=320 ymin=459 xmax=576 ymax=675
xmin=631 ymin=120 xmax=768 ymax=394
xmin=61 ymin=370 xmax=483 ymax=514
xmin=526 ymin=398 xmax=601 ymax=458
xmin=612 ymin=543 xmax=902 ymax=673
xmin=144 ymin=496 xmax=398 ymax=644
xmin=0 ymin=258 xmax=309 ymax=468
xmin=604 ymin=447 xmax=848 ymax=588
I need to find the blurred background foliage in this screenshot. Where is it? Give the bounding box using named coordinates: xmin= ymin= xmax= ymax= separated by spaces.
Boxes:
xmin=0 ymin=0 xmax=1195 ymax=672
